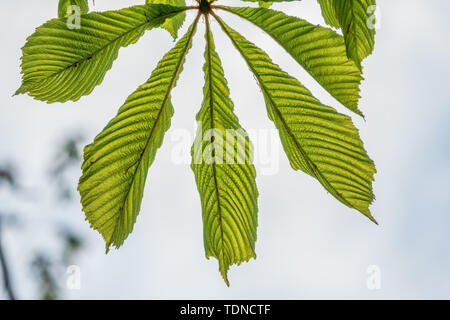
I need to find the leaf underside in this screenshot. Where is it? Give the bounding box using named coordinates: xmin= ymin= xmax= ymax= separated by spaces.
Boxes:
xmin=317 ymin=0 xmax=340 ymax=28
xmin=78 ymin=17 xmax=199 ymax=251
xmin=218 ymin=6 xmax=364 ymax=117
xmin=16 ymin=1 xmax=378 ymax=285
xmin=214 ymin=14 xmax=376 ymax=222
xmin=258 ymin=1 xmax=273 ymax=9
xmin=58 ymin=0 xmax=89 ymax=18
xmin=191 ymin=17 xmax=258 ymax=286
xmin=16 ymin=4 xmax=186 ymax=103
xmin=333 ymin=0 xmax=376 ymax=69
xmin=146 ymin=0 xmax=187 ymax=39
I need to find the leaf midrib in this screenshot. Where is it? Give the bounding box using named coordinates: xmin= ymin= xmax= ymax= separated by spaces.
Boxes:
xmin=107 ymin=13 xmax=200 ymax=249
xmin=20 ymin=6 xmax=189 ymax=92
xmin=205 ymin=16 xmax=228 ymax=283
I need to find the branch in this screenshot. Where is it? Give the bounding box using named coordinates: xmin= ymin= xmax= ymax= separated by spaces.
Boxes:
xmin=0 ymin=218 xmax=16 ymax=300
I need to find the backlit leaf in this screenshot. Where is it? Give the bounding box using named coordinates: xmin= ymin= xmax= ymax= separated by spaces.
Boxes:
xmin=78 ymin=17 xmax=199 ymax=251
xmin=146 ymin=0 xmax=186 ymax=39
xmin=218 ymin=6 xmax=364 ymax=116
xmin=191 ymin=17 xmax=258 ymax=286
xmin=214 ymin=14 xmax=377 ymax=221
xmin=17 ymin=4 xmax=187 ymax=103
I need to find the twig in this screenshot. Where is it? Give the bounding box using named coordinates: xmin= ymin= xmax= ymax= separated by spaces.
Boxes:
xmin=0 ymin=218 xmax=16 ymax=300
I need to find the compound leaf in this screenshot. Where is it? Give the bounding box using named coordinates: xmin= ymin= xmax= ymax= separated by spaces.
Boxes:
xmin=16 ymin=4 xmax=187 ymax=103
xmin=146 ymin=0 xmax=186 ymax=39
xmin=191 ymin=18 xmax=258 ymax=286
xmin=78 ymin=17 xmax=199 ymax=251
xmin=218 ymin=6 xmax=364 ymax=116
xmin=214 ymin=15 xmax=376 ymax=221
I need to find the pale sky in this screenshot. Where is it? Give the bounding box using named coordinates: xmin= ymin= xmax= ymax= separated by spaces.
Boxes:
xmin=1 ymin=0 xmax=450 ymax=299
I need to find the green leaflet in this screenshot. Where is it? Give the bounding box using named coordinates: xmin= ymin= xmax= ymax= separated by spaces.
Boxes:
xmin=259 ymin=1 xmax=273 ymax=9
xmin=146 ymin=0 xmax=186 ymax=39
xmin=334 ymin=0 xmax=377 ymax=69
xmin=213 ymin=14 xmax=376 ymax=221
xmin=78 ymin=17 xmax=199 ymax=251
xmin=217 ymin=6 xmax=364 ymax=117
xmin=191 ymin=17 xmax=258 ymax=286
xmin=16 ymin=4 xmax=187 ymax=103
xmin=58 ymin=0 xmax=89 ymax=18
xmin=317 ymin=0 xmax=340 ymax=28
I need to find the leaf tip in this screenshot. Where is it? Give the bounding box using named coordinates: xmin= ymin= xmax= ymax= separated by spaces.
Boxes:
xmin=218 ymin=260 xmax=231 ymax=287
xmin=370 ymin=216 xmax=379 ymax=225
xmin=355 ymin=108 xmax=366 ymax=119
xmin=105 ymin=242 xmax=112 ymax=254
xmin=14 ymin=84 xmax=27 ymax=96
xmin=365 ymin=212 xmax=378 ymax=225
xmin=169 ymin=31 xmax=178 ymax=41
xmin=221 ymin=270 xmax=230 ymax=287
xmin=357 ymin=205 xmax=378 ymax=225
